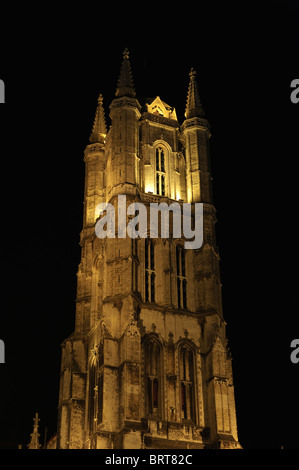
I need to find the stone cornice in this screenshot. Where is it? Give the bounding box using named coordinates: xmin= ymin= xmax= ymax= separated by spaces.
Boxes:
xmin=180 ymin=116 xmax=211 ymax=137
xmin=140 ymin=112 xmax=179 ymax=128
xmin=109 ymin=96 xmax=141 ymax=116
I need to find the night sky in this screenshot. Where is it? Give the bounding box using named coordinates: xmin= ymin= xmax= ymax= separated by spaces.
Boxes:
xmin=0 ymin=1 xmax=298 ymax=452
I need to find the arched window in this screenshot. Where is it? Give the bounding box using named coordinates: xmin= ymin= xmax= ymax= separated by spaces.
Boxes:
xmin=145 ymin=239 xmax=155 ymax=302
xmin=88 ymin=344 xmax=104 ymax=434
xmin=176 ymin=245 xmax=187 ymax=309
xmin=155 ymin=147 xmax=166 ymax=196
xmin=145 ymin=337 xmax=162 ymax=417
xmin=179 ymin=345 xmax=195 ymax=422
xmin=97 ymin=342 xmax=104 ymax=424
xmin=88 ymin=360 xmax=97 ymax=434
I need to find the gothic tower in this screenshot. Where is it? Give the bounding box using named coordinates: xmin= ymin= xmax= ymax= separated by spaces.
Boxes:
xmin=57 ymin=49 xmax=241 ymax=449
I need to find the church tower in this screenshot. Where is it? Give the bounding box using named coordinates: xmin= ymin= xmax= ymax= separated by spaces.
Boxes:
xmin=56 ymin=49 xmax=241 ymax=449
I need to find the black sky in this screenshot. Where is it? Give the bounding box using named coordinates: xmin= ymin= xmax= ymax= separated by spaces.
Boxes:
xmin=0 ymin=1 xmax=298 ymax=451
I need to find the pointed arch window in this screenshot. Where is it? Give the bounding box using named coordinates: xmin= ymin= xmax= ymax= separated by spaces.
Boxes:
xmin=145 ymin=238 xmax=155 ymax=302
xmin=179 ymin=345 xmax=195 ymax=422
xmin=97 ymin=342 xmax=104 ymax=424
xmin=88 ymin=344 xmax=104 ymax=435
xmin=145 ymin=338 xmax=162 ymax=417
xmin=176 ymin=245 xmax=187 ymax=309
xmin=88 ymin=360 xmax=97 ymax=434
xmin=155 ymin=147 xmax=166 ymax=196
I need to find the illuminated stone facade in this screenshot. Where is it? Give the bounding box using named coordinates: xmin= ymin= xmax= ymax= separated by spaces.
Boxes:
xmin=56 ymin=49 xmax=241 ymax=449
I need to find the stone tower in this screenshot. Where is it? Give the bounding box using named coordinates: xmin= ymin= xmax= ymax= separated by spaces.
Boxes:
xmin=57 ymin=49 xmax=241 ymax=449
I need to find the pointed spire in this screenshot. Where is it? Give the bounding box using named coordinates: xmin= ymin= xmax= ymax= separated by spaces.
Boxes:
xmin=115 ymin=48 xmax=136 ymax=98
xmin=89 ymin=94 xmax=107 ymax=144
xmin=185 ymin=68 xmax=205 ymax=119
xmin=28 ymin=412 xmax=41 ymax=449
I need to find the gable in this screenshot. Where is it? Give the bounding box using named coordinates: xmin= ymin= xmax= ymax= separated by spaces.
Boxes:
xmin=146 ymin=96 xmax=177 ymax=120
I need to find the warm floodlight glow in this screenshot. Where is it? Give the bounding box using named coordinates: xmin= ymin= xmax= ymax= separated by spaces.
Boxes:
xmin=145 ymin=184 xmax=155 ymax=194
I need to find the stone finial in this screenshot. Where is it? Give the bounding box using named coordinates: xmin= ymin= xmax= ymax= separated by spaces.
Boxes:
xmin=89 ymin=93 xmax=107 ymax=144
xmin=185 ymin=67 xmax=205 ymax=119
xmin=115 ymin=48 xmax=136 ymax=98
xmin=123 ymin=47 xmax=130 ymax=60
xmin=189 ymin=67 xmax=196 ymax=78
xmin=28 ymin=412 xmax=41 ymax=449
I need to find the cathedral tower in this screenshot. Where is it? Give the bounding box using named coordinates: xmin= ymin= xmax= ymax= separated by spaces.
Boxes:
xmin=57 ymin=49 xmax=241 ymax=449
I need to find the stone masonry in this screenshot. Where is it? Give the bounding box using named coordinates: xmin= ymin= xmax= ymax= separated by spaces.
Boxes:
xmin=56 ymin=49 xmax=242 ymax=450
